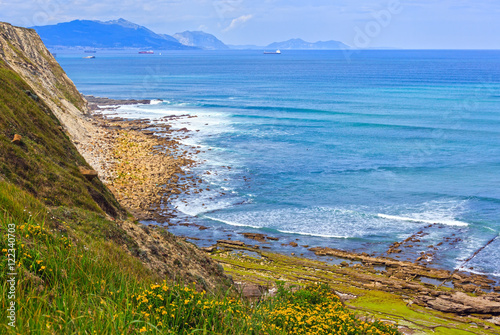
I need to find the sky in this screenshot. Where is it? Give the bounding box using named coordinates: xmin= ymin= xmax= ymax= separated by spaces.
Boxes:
xmin=1 ymin=0 xmax=500 ymax=49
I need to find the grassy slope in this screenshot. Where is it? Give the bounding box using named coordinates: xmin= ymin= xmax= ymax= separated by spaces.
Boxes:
xmin=0 ymin=59 xmax=122 ymax=217
xmin=0 ymin=59 xmax=158 ymax=333
xmin=0 ymin=55 xmax=405 ymax=334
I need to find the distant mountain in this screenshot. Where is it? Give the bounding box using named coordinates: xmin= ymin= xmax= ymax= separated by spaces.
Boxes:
xmin=266 ymin=38 xmax=349 ymax=50
xmin=32 ymin=19 xmax=195 ymax=50
xmin=31 ymin=19 xmax=351 ymax=51
xmin=173 ymin=31 xmax=228 ymax=50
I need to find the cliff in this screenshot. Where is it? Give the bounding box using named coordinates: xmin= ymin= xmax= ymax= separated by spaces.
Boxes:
xmin=0 ymin=22 xmax=122 ymax=217
xmin=0 ymin=22 xmax=94 ymax=143
xmin=0 ymin=21 xmax=230 ymax=316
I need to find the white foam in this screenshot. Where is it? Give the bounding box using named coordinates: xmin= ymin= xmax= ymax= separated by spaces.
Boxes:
xmin=455 ymin=266 xmax=500 ymax=278
xmin=454 ymin=234 xmax=500 ymax=277
xmin=203 ymin=206 xmax=390 ymax=239
xmin=377 ymin=213 xmax=468 ymax=226
xmin=107 ymin=103 xmax=235 ymax=155
xmin=172 ymin=191 xmax=241 ymax=217
xmin=98 ymin=104 xmax=121 ymax=109
xmin=110 ymin=104 xmax=188 ymax=119
xmin=277 ymin=230 xmax=349 ymax=239
xmin=203 ymin=215 xmax=262 ymax=229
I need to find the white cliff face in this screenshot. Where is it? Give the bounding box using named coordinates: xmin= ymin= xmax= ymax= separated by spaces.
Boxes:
xmin=0 ymin=22 xmax=95 ymax=143
xmin=0 ymin=22 xmax=109 ymax=175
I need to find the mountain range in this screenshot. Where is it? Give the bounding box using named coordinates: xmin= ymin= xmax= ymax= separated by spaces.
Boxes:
xmin=32 ymin=19 xmax=193 ymax=50
xmin=32 ymin=18 xmax=350 ymax=51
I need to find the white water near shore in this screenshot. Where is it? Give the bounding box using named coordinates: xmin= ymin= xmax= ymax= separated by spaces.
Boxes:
xmin=59 ymin=50 xmax=500 ymax=277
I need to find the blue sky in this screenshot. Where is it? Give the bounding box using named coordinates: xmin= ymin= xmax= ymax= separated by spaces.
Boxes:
xmin=1 ymin=0 xmax=499 ymax=48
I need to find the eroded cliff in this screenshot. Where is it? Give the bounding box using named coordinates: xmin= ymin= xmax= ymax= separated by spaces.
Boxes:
xmin=0 ymin=22 xmax=93 ymax=140
xmin=0 ymin=21 xmax=230 ymax=293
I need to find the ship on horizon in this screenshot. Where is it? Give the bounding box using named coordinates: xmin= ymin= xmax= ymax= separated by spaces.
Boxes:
xmin=264 ymin=49 xmax=281 ymax=54
xmin=139 ymin=51 xmax=154 ymax=54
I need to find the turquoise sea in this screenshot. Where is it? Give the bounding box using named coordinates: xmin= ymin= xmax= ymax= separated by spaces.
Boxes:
xmin=57 ymin=50 xmax=500 ymax=277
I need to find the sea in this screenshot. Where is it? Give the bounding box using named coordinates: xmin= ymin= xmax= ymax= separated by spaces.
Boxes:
xmin=56 ymin=49 xmax=500 ymax=278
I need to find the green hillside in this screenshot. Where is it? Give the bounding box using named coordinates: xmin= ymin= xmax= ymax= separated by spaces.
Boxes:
xmin=0 ymin=59 xmax=122 ymax=217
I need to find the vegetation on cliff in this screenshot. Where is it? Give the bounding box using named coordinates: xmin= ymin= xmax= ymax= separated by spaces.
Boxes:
xmin=0 ymin=196 xmax=398 ymax=334
xmin=0 ymin=59 xmax=123 ymax=216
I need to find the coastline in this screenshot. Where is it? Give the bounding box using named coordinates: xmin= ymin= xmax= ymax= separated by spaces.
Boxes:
xmin=2 ymin=20 xmax=498 ymax=333
xmin=84 ymin=95 xmax=198 ymax=223
xmin=82 ymin=96 xmax=500 ymax=333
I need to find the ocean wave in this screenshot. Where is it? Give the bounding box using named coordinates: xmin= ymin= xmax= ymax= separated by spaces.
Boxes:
xmin=202 ymin=215 xmax=263 ymax=230
xmin=277 ymin=229 xmax=350 ymax=239
xmin=454 ymin=266 xmax=500 ymax=278
xmin=377 ymin=213 xmax=468 ymax=226
xmin=173 ymin=199 xmax=232 ymax=217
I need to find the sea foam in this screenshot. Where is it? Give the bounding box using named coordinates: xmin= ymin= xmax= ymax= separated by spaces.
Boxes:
xmin=377 ymin=213 xmax=468 ymax=226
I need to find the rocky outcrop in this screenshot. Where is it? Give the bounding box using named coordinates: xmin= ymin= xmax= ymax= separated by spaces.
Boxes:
xmin=217 ymin=240 xmax=247 ymax=248
xmin=78 ymin=166 xmax=99 ymax=181
xmin=417 ymin=291 xmax=500 ymax=315
xmin=240 ymin=233 xmax=268 ymax=242
xmin=0 ymin=22 xmax=106 ymax=174
xmin=310 ymin=246 xmax=451 ymax=280
xmin=0 ymin=22 xmax=92 ymax=139
xmin=11 ymin=134 xmax=22 ymax=144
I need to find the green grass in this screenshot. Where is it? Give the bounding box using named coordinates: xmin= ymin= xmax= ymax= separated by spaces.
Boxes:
xmin=0 ymin=184 xmax=401 ymax=334
xmin=0 ymin=61 xmax=123 ymax=218
xmin=0 ymin=181 xmax=154 ymax=333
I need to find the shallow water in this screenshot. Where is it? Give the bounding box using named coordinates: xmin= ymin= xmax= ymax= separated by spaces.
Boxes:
xmin=57 ymin=49 xmax=500 ymax=277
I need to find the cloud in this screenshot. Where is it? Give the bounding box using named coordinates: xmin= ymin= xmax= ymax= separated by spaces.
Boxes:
xmin=222 ymin=14 xmax=253 ymax=32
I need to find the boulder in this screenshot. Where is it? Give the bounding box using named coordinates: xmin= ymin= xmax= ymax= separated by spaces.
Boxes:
xmin=201 ymin=245 xmax=217 ymax=253
xmin=237 ymin=283 xmax=266 ymax=300
xmin=216 ymin=240 xmax=246 ymax=248
xmin=78 ymin=166 xmax=98 ymax=181
xmin=240 ymin=233 xmax=267 ymax=242
xmin=418 ymin=291 xmax=500 ymax=315
xmin=11 ymin=134 xmax=22 ymax=144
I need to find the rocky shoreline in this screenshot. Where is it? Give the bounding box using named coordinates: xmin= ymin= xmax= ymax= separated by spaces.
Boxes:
xmin=85 ymin=95 xmax=152 ymax=109
xmin=82 ymin=97 xmax=500 ymax=333
xmin=82 ymin=97 xmax=200 ymax=223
